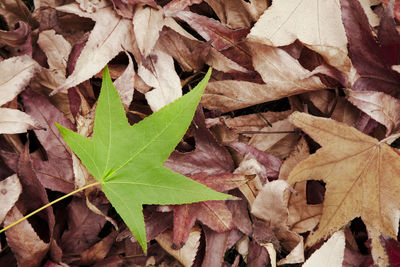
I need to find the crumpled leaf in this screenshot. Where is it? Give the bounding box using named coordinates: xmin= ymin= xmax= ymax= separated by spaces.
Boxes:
xmin=0 ymin=174 xmax=21 ymax=224
xmin=288 ymin=112 xmax=400 ymax=265
xmin=0 ymin=108 xmax=42 ymax=134
xmin=248 ymin=0 xmax=350 ymax=72
xmin=56 ymin=67 xmax=229 ymax=253
xmin=303 ymin=230 xmax=345 ymax=267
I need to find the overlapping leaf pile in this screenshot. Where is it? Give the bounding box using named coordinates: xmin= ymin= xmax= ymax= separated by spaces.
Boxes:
xmin=1 ymin=0 xmax=400 ymax=266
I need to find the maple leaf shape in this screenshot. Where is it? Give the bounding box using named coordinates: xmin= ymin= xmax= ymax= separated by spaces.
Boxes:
xmin=288 ymin=112 xmax=400 ymax=265
xmin=56 ymin=67 xmax=229 ymax=253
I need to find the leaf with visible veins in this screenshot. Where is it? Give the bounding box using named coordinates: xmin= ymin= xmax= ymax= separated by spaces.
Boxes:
xmin=288 ymin=112 xmax=400 ymax=266
xmin=56 ymin=67 xmax=230 ymax=253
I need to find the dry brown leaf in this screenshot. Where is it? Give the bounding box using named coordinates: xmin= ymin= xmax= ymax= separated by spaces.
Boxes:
xmin=4 ymin=207 xmax=50 ymax=267
xmin=0 ymin=108 xmax=42 ymax=134
xmin=0 ymin=0 xmax=38 ymax=28
xmin=0 ymin=55 xmax=40 ymax=106
xmin=55 ymin=3 xmax=135 ymax=93
xmin=0 ymin=174 xmax=21 ymax=224
xmin=303 ymin=230 xmax=345 ymax=267
xmin=251 ymin=180 xmax=305 ymax=264
xmin=346 ymin=89 xmax=400 ymax=136
xmin=114 ymin=52 xmax=135 ymax=109
xmin=133 ymin=5 xmax=164 ymax=57
xmin=156 ymin=227 xmax=201 ymax=267
xmin=288 ymin=112 xmax=400 ymax=265
xmin=142 ymin=45 xmax=182 ymax=111
xmin=204 ymin=0 xmax=252 ymax=28
xmin=37 ymin=30 xmax=71 ymax=73
xmin=280 ymin=137 xmax=322 ymax=234
xmin=247 ymin=0 xmax=350 ymax=72
xmin=202 ymin=42 xmax=325 ymax=112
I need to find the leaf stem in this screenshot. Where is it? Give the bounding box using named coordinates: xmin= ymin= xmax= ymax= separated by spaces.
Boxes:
xmin=0 ymin=181 xmax=102 ymax=234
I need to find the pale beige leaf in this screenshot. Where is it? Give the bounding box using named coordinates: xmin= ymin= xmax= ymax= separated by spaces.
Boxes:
xmin=0 ymin=174 xmax=22 ymax=224
xmin=4 ymin=207 xmax=49 ymax=267
xmin=37 ymin=30 xmax=71 ymax=73
xmin=142 ymin=46 xmax=182 ymax=111
xmin=0 ymin=55 xmax=40 ymax=106
xmin=133 ymin=5 xmax=164 ymax=57
xmin=251 ymin=180 xmax=304 ymax=263
xmin=280 ymin=138 xmax=322 ymax=234
xmin=248 ymin=0 xmax=350 ymax=72
xmin=346 ymin=89 xmax=400 ymax=136
xmin=0 ymin=108 xmax=41 ymax=134
xmin=288 ymin=112 xmax=400 ymax=265
xmin=202 ymin=42 xmax=325 ymax=112
xmin=156 ymin=227 xmax=201 ymax=267
xmin=55 ymin=3 xmax=135 ymax=93
xmin=114 ymin=52 xmax=135 ymax=109
xmin=204 ymin=0 xmax=251 ymax=28
xmin=303 ymin=231 xmax=345 ymax=267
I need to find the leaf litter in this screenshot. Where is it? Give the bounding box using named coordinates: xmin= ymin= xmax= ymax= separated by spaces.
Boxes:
xmin=1 ymin=0 xmax=400 ymax=266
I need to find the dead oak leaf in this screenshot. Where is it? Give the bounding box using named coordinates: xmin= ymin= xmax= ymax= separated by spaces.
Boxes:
xmin=288 ymin=112 xmax=400 ymax=265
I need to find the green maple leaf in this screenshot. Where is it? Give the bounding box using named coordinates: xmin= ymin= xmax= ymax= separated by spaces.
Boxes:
xmin=56 ymin=67 xmax=230 ymax=253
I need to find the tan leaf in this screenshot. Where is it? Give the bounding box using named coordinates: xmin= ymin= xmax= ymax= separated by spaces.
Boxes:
xmin=346 ymin=89 xmax=400 ymax=136
xmin=247 ymin=0 xmax=350 ymax=72
xmin=0 ymin=174 xmax=22 ymax=224
xmin=114 ymin=52 xmax=135 ymax=109
xmin=156 ymin=227 xmax=201 ymax=267
xmin=280 ymin=137 xmax=322 ymax=234
xmin=0 ymin=108 xmax=41 ymax=134
xmin=303 ymin=230 xmax=345 ymax=267
xmin=0 ymin=55 xmax=40 ymax=106
xmin=0 ymin=0 xmax=38 ymax=28
xmin=80 ymin=231 xmax=118 ymax=265
xmin=204 ymin=0 xmax=252 ymax=28
xmin=142 ymin=45 xmax=182 ymax=111
xmin=288 ymin=112 xmax=400 ymax=265
xmin=4 ymin=207 xmax=49 ymax=267
xmin=55 ymin=3 xmax=135 ymax=93
xmin=202 ymin=42 xmax=325 ymax=112
xmin=37 ymin=30 xmax=71 ymax=73
xmin=251 ymin=180 xmax=305 ymax=264
xmin=133 ymin=5 xmax=164 ymax=57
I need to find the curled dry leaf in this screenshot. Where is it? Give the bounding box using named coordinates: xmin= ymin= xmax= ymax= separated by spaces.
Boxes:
xmin=0 ymin=174 xmax=21 ymax=224
xmin=303 ymin=230 xmax=345 ymax=267
xmin=288 ymin=112 xmax=400 ymax=265
xmin=156 ymin=227 xmax=201 ymax=267
xmin=248 ymin=0 xmax=350 ymax=72
xmin=204 ymin=0 xmax=252 ymax=29
xmin=113 ymin=52 xmax=135 ymax=109
xmin=346 ymin=89 xmax=400 ymax=136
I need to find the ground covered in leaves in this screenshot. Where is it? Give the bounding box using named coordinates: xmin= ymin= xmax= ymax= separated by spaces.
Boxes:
xmin=1 ymin=0 xmax=400 ymax=266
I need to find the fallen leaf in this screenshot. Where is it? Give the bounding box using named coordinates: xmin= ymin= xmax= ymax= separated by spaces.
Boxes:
xmin=142 ymin=46 xmax=183 ymax=111
xmin=346 ymin=89 xmax=400 ymax=136
xmin=204 ymin=0 xmax=252 ymax=28
xmin=248 ymin=0 xmax=350 ymax=72
xmin=303 ymin=230 xmax=345 ymax=267
xmin=55 ymin=3 xmax=135 ymax=93
xmin=113 ymin=52 xmax=135 ymax=110
xmin=156 ymin=227 xmax=201 ymax=267
xmin=133 ymin=5 xmax=164 ymax=57
xmin=0 ymin=55 xmax=40 ymax=106
xmin=341 ymin=0 xmax=400 ymax=97
xmin=57 ymin=67 xmax=229 ymax=253
xmin=0 ymin=108 xmax=42 ymax=134
xmin=288 ymin=112 xmax=400 ymax=265
xmin=0 ymin=174 xmax=21 ymax=224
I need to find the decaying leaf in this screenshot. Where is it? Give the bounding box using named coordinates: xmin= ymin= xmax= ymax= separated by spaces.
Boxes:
xmin=0 ymin=174 xmax=21 ymax=224
xmin=288 ymin=112 xmax=400 ymax=265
